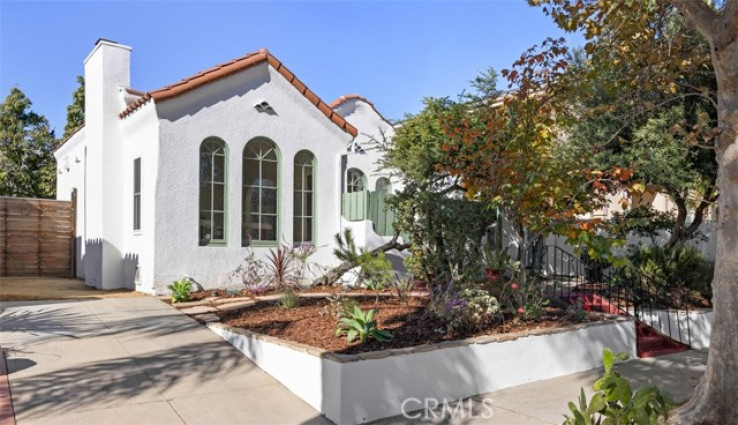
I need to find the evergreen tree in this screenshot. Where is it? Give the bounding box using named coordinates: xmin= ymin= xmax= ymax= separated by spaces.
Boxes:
xmin=62 ymin=76 xmax=84 ymax=141
xmin=0 ymin=87 xmax=57 ymax=198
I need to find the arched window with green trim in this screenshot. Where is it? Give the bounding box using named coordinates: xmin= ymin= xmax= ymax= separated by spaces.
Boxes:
xmin=346 ymin=168 xmax=366 ymax=193
xmin=375 ymin=177 xmax=391 ymax=194
xmin=243 ymin=138 xmax=279 ymax=246
xmin=294 ymin=150 xmax=315 ymax=244
xmin=199 ymin=138 xmax=228 ymax=246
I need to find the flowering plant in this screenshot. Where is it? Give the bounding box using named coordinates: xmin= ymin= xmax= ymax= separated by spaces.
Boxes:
xmin=500 ymin=275 xmax=549 ymax=321
xmin=429 ymin=279 xmax=499 ymax=332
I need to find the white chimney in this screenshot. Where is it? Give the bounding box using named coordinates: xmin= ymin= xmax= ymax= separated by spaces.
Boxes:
xmin=82 ymin=38 xmax=132 ymax=289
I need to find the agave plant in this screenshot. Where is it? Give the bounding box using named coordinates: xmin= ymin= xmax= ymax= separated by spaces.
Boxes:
xmin=336 ymin=306 xmax=393 ymax=344
xmin=167 ymin=277 xmax=192 ymax=303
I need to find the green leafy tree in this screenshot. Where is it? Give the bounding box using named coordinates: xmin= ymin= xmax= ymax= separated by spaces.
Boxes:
xmin=62 ymin=76 xmax=84 ymax=141
xmin=383 ymin=97 xmax=496 ymax=285
xmin=440 ymin=39 xmax=628 ymax=283
xmin=562 ymin=25 xmax=718 ymax=254
xmin=531 ymin=0 xmax=738 ymax=422
xmin=0 ymin=87 xmax=57 ymax=198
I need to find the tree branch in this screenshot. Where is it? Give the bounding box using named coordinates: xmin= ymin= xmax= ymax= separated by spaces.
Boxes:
xmin=312 ymin=233 xmax=411 ymax=286
xmin=671 ymin=0 xmax=720 ymax=41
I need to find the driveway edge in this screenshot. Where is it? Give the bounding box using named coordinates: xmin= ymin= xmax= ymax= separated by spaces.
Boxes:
xmin=0 ymin=348 xmax=16 ymax=425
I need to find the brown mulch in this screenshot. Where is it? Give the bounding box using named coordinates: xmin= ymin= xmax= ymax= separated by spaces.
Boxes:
xmin=219 ymin=296 xmax=605 ymax=355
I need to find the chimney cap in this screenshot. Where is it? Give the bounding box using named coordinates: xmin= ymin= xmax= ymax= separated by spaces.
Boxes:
xmin=95 ymin=38 xmax=118 ymax=46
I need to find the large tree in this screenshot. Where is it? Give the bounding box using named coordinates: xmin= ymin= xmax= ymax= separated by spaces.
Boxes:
xmin=531 ymin=0 xmax=738 ymax=422
xmin=0 ymin=88 xmax=56 ymax=198
xmin=565 ymin=45 xmax=718 ymax=253
xmin=62 ymin=76 xmax=84 ymax=141
xmin=440 ymin=39 xmax=628 ymax=282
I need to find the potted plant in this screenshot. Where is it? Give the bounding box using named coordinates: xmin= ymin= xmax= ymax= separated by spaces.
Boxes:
xmin=483 ymin=246 xmax=519 ymax=284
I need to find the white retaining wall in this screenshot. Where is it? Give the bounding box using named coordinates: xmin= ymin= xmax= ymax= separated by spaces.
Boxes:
xmin=209 ymin=318 xmax=636 ymax=424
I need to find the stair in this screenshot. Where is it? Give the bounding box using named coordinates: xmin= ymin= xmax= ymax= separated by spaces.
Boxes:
xmin=635 ymin=321 xmax=690 ymax=358
xmin=557 ymin=293 xmax=690 ymax=358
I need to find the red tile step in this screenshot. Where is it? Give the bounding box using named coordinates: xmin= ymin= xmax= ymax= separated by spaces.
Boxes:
xmin=556 ymin=293 xmax=691 ymax=358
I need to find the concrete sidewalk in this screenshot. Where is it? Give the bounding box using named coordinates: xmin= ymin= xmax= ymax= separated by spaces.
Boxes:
xmin=0 ymin=297 xmax=707 ymax=425
xmin=0 ymin=297 xmax=328 ymax=425
xmin=373 ymin=349 xmax=707 ymax=424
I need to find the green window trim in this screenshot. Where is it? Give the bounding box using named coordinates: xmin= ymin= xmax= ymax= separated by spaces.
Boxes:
xmin=375 ymin=176 xmax=391 ymax=194
xmin=243 ymin=137 xmax=280 ymax=246
xmin=346 ymin=168 xmax=367 ymax=193
xmin=294 ymin=150 xmax=315 ymax=245
xmin=199 ymin=138 xmax=228 ymax=246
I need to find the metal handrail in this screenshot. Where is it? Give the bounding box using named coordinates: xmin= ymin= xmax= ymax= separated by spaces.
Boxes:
xmin=536 ymin=245 xmax=694 ymax=347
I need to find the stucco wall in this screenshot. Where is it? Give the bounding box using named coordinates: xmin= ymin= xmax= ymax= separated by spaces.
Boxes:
xmin=152 ymin=63 xmax=353 ymax=292
xmin=336 ymin=98 xmax=398 ymax=192
xmin=210 ymin=318 xmax=636 ymax=425
xmin=54 ymin=129 xmax=87 ymax=279
xmin=119 ymin=100 xmax=160 ymax=293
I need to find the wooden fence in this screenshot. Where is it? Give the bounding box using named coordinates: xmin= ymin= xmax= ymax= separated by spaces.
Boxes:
xmin=0 ymin=196 xmax=76 ymax=277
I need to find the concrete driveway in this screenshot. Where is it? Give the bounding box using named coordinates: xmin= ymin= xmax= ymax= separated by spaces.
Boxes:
xmin=0 ymin=296 xmax=708 ymax=425
xmin=0 ymin=297 xmax=329 ymax=425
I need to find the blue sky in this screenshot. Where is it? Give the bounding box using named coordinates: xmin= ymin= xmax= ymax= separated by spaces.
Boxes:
xmin=0 ymin=1 xmax=582 ymax=134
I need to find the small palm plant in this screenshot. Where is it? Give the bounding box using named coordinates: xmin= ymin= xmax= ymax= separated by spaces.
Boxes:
xmin=167 ymin=277 xmax=192 ymax=303
xmin=336 ymin=306 xmax=393 ymax=344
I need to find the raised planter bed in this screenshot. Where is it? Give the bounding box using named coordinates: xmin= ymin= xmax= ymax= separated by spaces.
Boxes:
xmin=208 ymin=310 xmax=636 ymax=424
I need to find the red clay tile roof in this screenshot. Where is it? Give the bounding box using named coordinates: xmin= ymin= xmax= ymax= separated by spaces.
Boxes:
xmin=120 ymin=49 xmax=357 ymax=137
xmin=330 ymin=94 xmax=393 ymax=126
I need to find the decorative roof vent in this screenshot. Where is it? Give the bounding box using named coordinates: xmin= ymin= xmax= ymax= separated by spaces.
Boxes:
xmin=254 ymin=100 xmax=275 ymax=114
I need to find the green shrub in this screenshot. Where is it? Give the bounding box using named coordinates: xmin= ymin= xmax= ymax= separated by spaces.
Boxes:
xmin=279 ymin=287 xmax=300 ymax=309
xmin=336 ymin=306 xmax=392 ymax=344
xmin=563 ymin=348 xmax=674 ymax=425
xmin=321 ymin=294 xmax=359 ymax=321
xmin=167 ymin=278 xmax=192 ymax=303
xmin=627 ymin=245 xmax=713 ymax=301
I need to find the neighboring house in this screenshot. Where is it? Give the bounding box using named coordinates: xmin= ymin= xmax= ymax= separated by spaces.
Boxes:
xmin=55 ymin=39 xmax=396 ymax=294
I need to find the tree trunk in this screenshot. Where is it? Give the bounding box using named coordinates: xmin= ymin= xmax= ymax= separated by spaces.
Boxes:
xmin=312 ymin=235 xmax=411 ymax=286
xmin=669 ymin=6 xmax=738 ymax=422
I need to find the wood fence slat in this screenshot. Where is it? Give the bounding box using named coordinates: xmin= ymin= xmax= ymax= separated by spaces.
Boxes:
xmin=0 ymin=196 xmax=74 ymax=277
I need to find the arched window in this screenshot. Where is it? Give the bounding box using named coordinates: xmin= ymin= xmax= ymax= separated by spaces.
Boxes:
xmin=346 ymin=168 xmax=366 ymax=193
xmin=243 ymin=138 xmax=279 ymax=246
xmin=199 ymin=138 xmax=227 ymax=246
xmin=375 ymin=177 xmax=391 ymax=194
xmin=294 ymin=150 xmax=315 ymax=244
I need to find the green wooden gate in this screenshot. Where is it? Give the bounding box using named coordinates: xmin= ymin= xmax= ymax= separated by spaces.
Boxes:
xmin=341 ymin=190 xmax=396 ymax=236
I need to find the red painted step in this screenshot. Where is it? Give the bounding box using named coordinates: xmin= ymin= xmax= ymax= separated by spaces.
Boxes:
xmin=557 ymin=293 xmax=691 ymax=358
xmin=635 ymin=321 xmax=690 ymax=358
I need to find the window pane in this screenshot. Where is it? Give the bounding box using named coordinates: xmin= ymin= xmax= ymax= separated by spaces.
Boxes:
xmin=294 ymin=191 xmax=302 ymax=216
xmin=243 ymin=158 xmax=259 ymax=187
xmin=294 ymin=166 xmax=303 ymax=190
xmin=213 ymin=154 xmax=226 ymax=182
xmin=305 ymin=166 xmax=313 ymax=189
xmin=245 ymin=214 xmax=260 ymax=240
xmin=213 ymin=184 xmax=225 ymax=211
xmin=261 ymin=215 xmax=277 ymax=241
xmin=134 ymin=158 xmax=141 ymax=192
xmin=212 ymin=212 xmax=225 ymax=240
xmin=293 ymin=218 xmax=303 ymax=243
xmin=305 ymin=218 xmax=313 ymax=243
xmin=262 ymin=161 xmax=277 ymax=188
xmin=200 ymin=211 xmax=212 ymax=242
xmin=305 ymin=192 xmax=313 ymax=217
xmin=200 ymin=155 xmax=212 ymax=182
xmin=262 ymin=188 xmax=277 ymax=214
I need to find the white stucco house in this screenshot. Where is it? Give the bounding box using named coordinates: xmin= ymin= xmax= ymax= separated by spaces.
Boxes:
xmin=55 ymin=39 xmax=398 ymax=294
